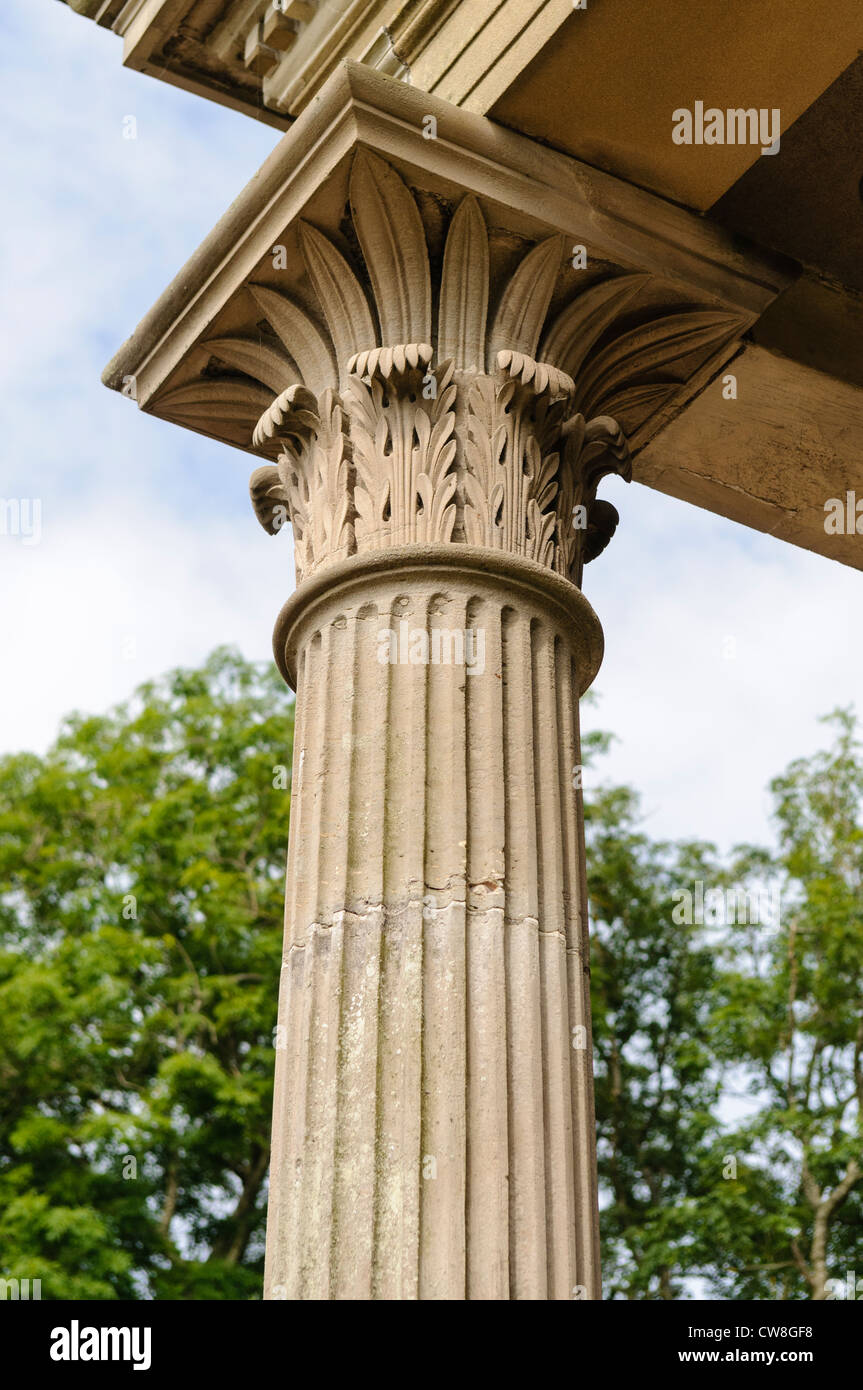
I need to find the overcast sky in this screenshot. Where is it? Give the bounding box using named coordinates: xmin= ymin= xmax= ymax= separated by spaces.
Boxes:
xmin=2 ymin=0 xmax=859 ymax=857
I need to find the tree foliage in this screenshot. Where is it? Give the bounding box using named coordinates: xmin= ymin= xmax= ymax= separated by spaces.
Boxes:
xmin=587 ymin=711 xmax=863 ymax=1299
xmin=0 ymin=652 xmax=859 ymax=1299
xmin=0 ymin=649 xmax=293 ymax=1298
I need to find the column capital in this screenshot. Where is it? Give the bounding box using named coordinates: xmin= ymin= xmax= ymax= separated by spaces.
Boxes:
xmin=245 ymin=154 xmax=635 ymax=588
xmin=104 ymin=61 xmax=782 ymax=592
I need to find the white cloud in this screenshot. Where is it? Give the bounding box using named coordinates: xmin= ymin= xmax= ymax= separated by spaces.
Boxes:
xmin=0 ymin=496 xmax=293 ymax=753
xmin=583 ymin=480 xmax=862 ymax=850
xmin=0 ymin=0 xmax=287 ymax=748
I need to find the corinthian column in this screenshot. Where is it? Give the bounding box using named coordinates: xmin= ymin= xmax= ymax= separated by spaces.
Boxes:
xmin=108 ymin=65 xmax=769 ymax=1298
xmin=247 ymin=153 xmax=632 ymax=1300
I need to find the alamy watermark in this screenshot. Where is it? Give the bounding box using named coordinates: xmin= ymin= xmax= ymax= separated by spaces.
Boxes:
xmin=50 ymin=1321 xmax=151 ymax=1371
xmin=0 ymin=1277 xmax=41 ymax=1300
xmin=377 ymin=621 xmax=485 ymax=675
xmin=672 ymin=880 xmax=781 ymax=928
xmin=824 ymin=491 xmax=863 ymax=535
xmin=825 ymin=1270 xmax=863 ymax=1299
xmin=672 ymin=103 xmax=781 ymax=156
xmin=1 ymin=497 xmax=42 ymax=546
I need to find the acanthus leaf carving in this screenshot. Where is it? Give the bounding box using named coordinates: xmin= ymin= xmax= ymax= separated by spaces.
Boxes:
xmin=539 ymin=274 xmax=649 ymax=384
xmin=252 ymin=383 xmax=319 ymax=453
xmin=463 ymin=354 xmax=571 ymax=568
xmin=555 ymin=414 xmax=632 ymax=585
xmin=249 ymin=465 xmax=289 ymax=537
xmin=296 ymin=221 xmax=376 ymax=387
xmin=439 ymin=194 xmax=488 ymax=372
xmin=349 ymin=149 xmax=432 ymax=349
xmin=576 ymin=308 xmax=743 ymax=421
xmin=250 ymin=384 xmax=352 ymax=583
xmin=203 ymin=336 xmax=298 ymax=396
xmin=157 ymin=377 xmax=274 ymax=429
xmin=488 ymin=235 xmax=565 ymax=364
xmin=348 ymin=347 xmax=458 ymax=550
xmin=247 ymin=285 xmax=336 ymax=397
xmin=160 ymin=152 xmax=752 ymax=587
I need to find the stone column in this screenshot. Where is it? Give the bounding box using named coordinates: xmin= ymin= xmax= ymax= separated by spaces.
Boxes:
xmin=99 ymin=57 xmax=774 ymax=1301
xmin=248 ymin=154 xmax=631 ymax=1299
xmin=267 ymin=546 xmax=601 ymax=1300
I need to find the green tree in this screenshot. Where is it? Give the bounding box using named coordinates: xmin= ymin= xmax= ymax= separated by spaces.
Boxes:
xmin=0 ymin=648 xmax=293 ymax=1299
xmin=586 ymin=710 xmax=863 ymax=1300
xmin=583 ymin=727 xmax=725 ymax=1299
xmin=707 ymin=710 xmax=863 ymax=1299
xmin=2 ymin=650 xmax=860 ymax=1302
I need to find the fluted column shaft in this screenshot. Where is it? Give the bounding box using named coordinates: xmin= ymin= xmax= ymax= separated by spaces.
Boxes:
xmin=264 ymin=545 xmax=603 ymax=1300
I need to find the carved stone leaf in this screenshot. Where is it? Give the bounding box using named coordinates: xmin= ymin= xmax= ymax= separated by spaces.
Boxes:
xmin=599 ymin=381 xmax=677 ymax=433
xmin=431 ymin=473 xmax=459 ymax=544
xmin=298 ymin=220 xmax=377 ymax=380
xmin=249 ymin=383 xmax=351 ymax=582
xmin=204 ymin=336 xmax=298 ymax=396
xmin=439 ymin=195 xmax=489 ymax=371
xmin=308 ymin=389 xmax=352 ymax=562
xmin=488 ymin=235 xmax=564 ymax=362
xmin=554 ymin=412 xmax=631 ymax=582
xmin=249 ymin=464 xmax=290 ymax=535
xmin=533 ymin=448 xmax=560 ymax=516
xmin=347 ymin=376 xmax=388 ymax=545
xmin=463 ymin=472 xmax=491 ymax=546
xmin=540 ymin=274 xmax=648 ymax=382
xmin=463 ymin=375 xmax=497 ymax=544
xmin=349 ymin=150 xmax=431 ymax=347
xmin=413 ymin=385 xmax=458 ymax=544
xmin=279 ymin=452 xmax=313 ymax=582
xmin=463 ymin=356 xmax=583 ymax=565
xmin=554 ymin=471 xmax=578 ymax=580
xmin=416 ymin=470 xmax=458 ymax=545
xmin=426 ymin=420 xmax=458 ymax=480
xmin=350 ymin=355 xmax=458 ymax=548
xmin=157 ymin=378 xmax=274 ymax=426
xmin=344 ymin=372 xmax=377 ymax=429
xmin=248 ymin=285 xmax=336 ymax=396
xmin=527 ymin=499 xmax=557 ymax=569
xmin=374 ymin=410 xmax=389 ymax=463
xmin=348 ymin=343 xmax=432 ymax=380
xmin=497 ymin=351 xmax=574 ymax=400
xmin=252 ymin=384 xmax=320 ymax=452
xmin=576 ymin=309 xmax=743 ymax=416
xmin=490 ymin=482 xmax=505 ymax=530
xmin=354 ymin=471 xmax=388 ymax=543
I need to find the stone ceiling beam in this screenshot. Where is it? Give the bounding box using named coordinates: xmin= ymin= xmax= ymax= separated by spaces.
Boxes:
xmin=491 ymin=0 xmax=863 ymax=212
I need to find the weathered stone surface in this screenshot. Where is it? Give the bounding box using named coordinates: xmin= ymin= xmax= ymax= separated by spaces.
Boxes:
xmin=266 ymin=546 xmax=602 ymax=1299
